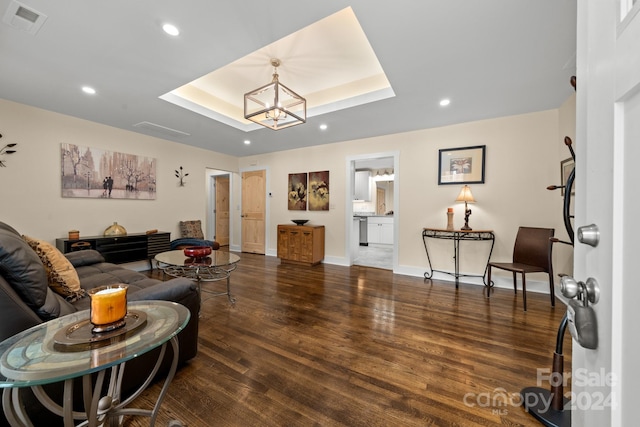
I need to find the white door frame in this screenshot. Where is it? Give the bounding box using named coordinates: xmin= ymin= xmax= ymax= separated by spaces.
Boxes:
xmin=345 ymin=151 xmax=399 ymax=270
xmin=206 ymin=169 xmax=233 ymax=245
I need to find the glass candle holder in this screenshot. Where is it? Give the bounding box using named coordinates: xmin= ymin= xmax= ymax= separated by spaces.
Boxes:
xmin=88 ymin=285 xmax=128 ymax=333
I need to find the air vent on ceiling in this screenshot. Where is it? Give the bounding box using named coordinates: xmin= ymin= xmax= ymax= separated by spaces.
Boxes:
xmin=2 ymin=1 xmax=47 ymax=35
xmin=133 ymin=122 xmax=191 ymax=139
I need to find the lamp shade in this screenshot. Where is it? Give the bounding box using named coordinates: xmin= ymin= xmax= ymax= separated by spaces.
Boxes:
xmin=455 ymin=185 xmax=475 ymax=203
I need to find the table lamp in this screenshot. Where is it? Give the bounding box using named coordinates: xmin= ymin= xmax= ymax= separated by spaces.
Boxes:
xmin=455 ymin=185 xmax=475 ymax=230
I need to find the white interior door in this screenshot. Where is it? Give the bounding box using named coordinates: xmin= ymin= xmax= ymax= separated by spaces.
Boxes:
xmin=574 ymin=1 xmax=640 ymax=426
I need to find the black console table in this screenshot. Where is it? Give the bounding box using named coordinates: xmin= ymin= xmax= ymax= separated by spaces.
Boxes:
xmin=422 ymin=228 xmax=495 ymax=287
xmin=56 ymin=232 xmax=170 ymax=268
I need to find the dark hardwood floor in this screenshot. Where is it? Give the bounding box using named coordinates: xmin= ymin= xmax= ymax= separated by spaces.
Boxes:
xmin=130 ymin=252 xmax=571 ymax=426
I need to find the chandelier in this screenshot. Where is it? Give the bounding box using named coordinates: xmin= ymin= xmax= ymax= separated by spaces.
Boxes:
xmin=244 ymin=59 xmax=306 ymax=130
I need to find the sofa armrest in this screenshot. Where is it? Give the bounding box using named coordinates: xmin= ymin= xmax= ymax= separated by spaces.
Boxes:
xmin=0 ymin=276 xmax=43 ymax=342
xmin=127 ymin=277 xmax=200 ymax=362
xmin=65 ymin=250 xmax=105 ymax=268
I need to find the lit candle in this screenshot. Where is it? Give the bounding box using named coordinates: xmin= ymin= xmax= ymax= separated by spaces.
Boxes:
xmin=90 ymin=286 xmax=128 ymax=326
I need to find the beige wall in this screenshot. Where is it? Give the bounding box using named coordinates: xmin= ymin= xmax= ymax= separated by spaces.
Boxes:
xmin=0 ymin=99 xmax=238 ymax=245
xmin=1 ymin=96 xmax=575 ymax=290
xmin=238 ymin=107 xmax=575 ymax=289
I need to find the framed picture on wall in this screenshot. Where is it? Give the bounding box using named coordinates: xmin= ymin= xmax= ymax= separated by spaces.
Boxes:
xmin=308 ymin=170 xmax=329 ymax=211
xmin=560 ymin=157 xmax=575 ymax=196
xmin=438 ymin=145 xmax=486 ymax=185
xmin=288 ymin=172 xmax=307 ymax=210
xmin=60 ymin=143 xmax=156 ymax=199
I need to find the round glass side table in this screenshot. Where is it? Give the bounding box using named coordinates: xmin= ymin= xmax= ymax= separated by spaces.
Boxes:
xmin=0 ymin=300 xmax=189 ymax=427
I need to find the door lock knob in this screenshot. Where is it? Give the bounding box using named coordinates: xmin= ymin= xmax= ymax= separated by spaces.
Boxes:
xmin=577 ymin=224 xmax=600 ymax=247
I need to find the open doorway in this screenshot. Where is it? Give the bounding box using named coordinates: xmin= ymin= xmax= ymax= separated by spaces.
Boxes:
xmin=207 ymin=169 xmax=232 ymax=249
xmin=346 ymin=152 xmax=399 ymax=271
xmin=214 ymin=175 xmax=230 ymax=246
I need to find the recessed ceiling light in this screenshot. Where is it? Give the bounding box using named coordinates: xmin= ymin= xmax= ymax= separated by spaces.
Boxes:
xmin=244 ymin=140 xmax=251 ymax=145
xmin=162 ymin=23 xmax=180 ymax=36
xmin=439 ymin=99 xmax=451 ymax=106
xmin=82 ymin=86 xmax=96 ymax=95
xmin=319 ymin=124 xmax=328 ymax=130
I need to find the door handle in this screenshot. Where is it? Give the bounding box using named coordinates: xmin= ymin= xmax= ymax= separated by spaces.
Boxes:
xmin=560 ymin=276 xmax=600 ymax=349
xmin=560 ymin=276 xmax=600 ymax=305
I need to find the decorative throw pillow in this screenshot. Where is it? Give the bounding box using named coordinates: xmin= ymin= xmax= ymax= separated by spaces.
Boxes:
xmin=22 ymin=235 xmax=85 ymax=302
xmin=179 ymin=220 xmax=204 ymax=239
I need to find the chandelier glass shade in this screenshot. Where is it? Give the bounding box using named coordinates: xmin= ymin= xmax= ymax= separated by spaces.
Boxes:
xmin=244 ymin=59 xmax=306 ymax=130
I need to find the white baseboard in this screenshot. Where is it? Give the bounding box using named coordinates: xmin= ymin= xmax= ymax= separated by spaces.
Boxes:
xmin=392 ymin=264 xmax=551 ymax=294
xmin=323 ymin=255 xmax=350 ymax=266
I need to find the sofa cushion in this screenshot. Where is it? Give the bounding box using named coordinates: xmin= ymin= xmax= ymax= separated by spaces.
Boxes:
xmin=64 ymin=249 xmax=105 ymax=268
xmin=0 ymin=228 xmax=48 ymax=310
xmin=74 ymin=262 xmax=161 ymax=293
xmin=23 ymin=235 xmax=85 ymax=302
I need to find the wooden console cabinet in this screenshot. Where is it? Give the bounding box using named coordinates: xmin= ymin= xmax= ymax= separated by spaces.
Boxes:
xmin=277 ymin=224 xmax=325 ymax=266
xmin=56 ymin=232 xmax=170 ymax=266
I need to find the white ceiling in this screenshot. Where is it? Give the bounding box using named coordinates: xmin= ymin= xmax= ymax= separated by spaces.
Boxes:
xmin=0 ymin=0 xmax=577 ymax=158
xmin=160 ymin=7 xmax=394 ymax=131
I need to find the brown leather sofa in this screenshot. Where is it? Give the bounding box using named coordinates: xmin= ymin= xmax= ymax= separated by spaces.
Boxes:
xmin=0 ymin=221 xmax=200 ymax=426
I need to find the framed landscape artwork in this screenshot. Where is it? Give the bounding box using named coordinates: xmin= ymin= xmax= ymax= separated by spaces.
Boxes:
xmin=438 ymin=145 xmax=486 ymax=185
xmin=60 ymin=143 xmax=156 ymax=199
xmin=308 ymin=170 xmax=330 ymax=211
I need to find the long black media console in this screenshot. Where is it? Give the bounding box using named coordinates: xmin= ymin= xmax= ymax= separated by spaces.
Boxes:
xmin=56 ymin=232 xmax=170 ymax=267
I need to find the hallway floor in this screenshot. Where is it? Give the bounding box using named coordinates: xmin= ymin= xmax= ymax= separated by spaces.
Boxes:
xmin=353 ymin=244 xmax=393 ymax=269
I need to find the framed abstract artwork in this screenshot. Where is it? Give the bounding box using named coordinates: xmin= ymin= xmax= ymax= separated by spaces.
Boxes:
xmin=308 ymin=170 xmax=329 ymax=211
xmin=288 ymin=172 xmax=307 ymax=210
xmin=438 ymin=145 xmax=486 ymax=185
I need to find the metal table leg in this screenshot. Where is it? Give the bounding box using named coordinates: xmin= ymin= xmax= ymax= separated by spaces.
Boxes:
xmin=3 ymin=337 xmax=181 ymax=427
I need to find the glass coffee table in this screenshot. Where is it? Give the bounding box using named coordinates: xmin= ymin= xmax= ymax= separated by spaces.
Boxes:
xmin=155 ymin=250 xmax=240 ymax=304
xmin=0 ymin=300 xmax=189 ymax=427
